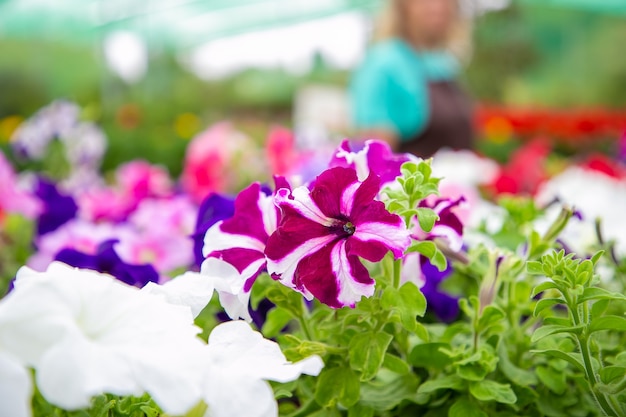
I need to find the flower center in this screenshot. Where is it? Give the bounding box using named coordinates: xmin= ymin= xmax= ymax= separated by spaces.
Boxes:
xmin=342 ymin=221 xmax=356 ymax=236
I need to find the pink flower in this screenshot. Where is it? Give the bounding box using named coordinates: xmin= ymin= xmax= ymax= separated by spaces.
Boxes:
xmin=0 ymin=151 xmax=41 ymax=219
xmin=116 ymin=160 xmax=173 ymax=202
xmin=129 ymin=196 xmax=196 ymax=236
xmin=265 ymin=167 xmax=411 ymax=308
xmin=266 ymin=126 xmax=298 ymax=176
xmin=182 ymin=123 xmax=232 ymax=203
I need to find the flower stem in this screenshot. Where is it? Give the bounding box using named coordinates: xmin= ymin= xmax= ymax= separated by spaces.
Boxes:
xmin=577 ymin=335 xmax=620 ymax=416
xmin=393 ymin=259 xmax=402 ymax=289
xmin=297 ymin=303 xmax=314 ymax=340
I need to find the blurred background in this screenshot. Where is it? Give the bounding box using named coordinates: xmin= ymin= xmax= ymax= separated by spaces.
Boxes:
xmin=1 ymin=0 xmax=626 ymax=176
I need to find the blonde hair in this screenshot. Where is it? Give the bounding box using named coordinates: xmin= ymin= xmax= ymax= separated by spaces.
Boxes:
xmin=373 ymin=0 xmax=473 ymax=64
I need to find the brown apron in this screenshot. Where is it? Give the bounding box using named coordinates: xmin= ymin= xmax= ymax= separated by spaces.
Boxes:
xmin=398 ymin=80 xmax=474 ymax=158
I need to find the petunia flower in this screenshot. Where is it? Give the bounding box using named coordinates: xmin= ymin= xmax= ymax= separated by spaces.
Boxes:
xmin=33 ymin=177 xmax=78 ymax=236
xmin=0 ymin=350 xmax=32 ymax=417
xmin=265 ymin=167 xmax=411 ymax=308
xmin=402 ymin=197 xmax=466 ymax=322
xmin=142 ymin=271 xmax=215 ymax=317
xmin=202 ymin=183 xmax=279 ymax=320
xmin=55 ymin=239 xmax=159 ymax=287
xmin=0 ymin=151 xmax=41 ymax=220
xmin=201 ymin=320 xmax=323 ymax=417
xmin=0 ymin=262 xmax=206 ymax=415
xmin=329 ymin=139 xmax=416 ymax=186
xmin=192 ymin=193 xmax=236 ymax=268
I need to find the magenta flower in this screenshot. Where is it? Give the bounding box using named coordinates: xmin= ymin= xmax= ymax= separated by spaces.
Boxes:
xmin=265 ymin=167 xmax=411 ymax=308
xmin=202 ymin=182 xmax=280 ymax=320
xmin=329 ymin=139 xmax=415 ymax=186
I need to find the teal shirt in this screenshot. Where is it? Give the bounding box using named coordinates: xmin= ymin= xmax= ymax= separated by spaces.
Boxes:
xmin=350 ymin=38 xmax=460 ymax=142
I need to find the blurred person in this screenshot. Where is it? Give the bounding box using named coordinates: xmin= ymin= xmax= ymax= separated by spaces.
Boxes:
xmin=351 ymin=0 xmax=474 ymax=158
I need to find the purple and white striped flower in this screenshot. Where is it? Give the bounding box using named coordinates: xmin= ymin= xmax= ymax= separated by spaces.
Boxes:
xmin=265 ymin=167 xmax=411 ymax=308
xmin=329 ymin=139 xmax=416 ymax=186
xmin=201 ymin=182 xmax=280 ymax=320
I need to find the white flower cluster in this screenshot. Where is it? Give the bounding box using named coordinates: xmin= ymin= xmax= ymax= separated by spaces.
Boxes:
xmin=0 ymin=262 xmax=323 ymax=417
xmin=536 ymin=167 xmax=626 ymax=258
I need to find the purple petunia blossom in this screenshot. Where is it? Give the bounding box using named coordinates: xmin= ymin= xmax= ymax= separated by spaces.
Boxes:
xmin=55 ymin=239 xmax=159 ymax=287
xmin=329 ymin=139 xmax=416 ymax=186
xmin=265 ymin=167 xmax=411 ymax=308
xmin=402 ymin=197 xmax=466 ymax=322
xmin=192 ymin=193 xmax=236 ymax=268
xmin=202 ymin=183 xmax=280 ymax=320
xmin=34 ymin=177 xmax=78 ymax=236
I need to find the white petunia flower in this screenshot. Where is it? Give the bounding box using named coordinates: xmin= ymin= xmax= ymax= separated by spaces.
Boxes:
xmin=202 ymin=320 xmax=324 ymax=417
xmin=0 ymin=262 xmax=206 ymax=415
xmin=0 ymin=350 xmax=32 ymax=417
xmin=200 ymin=257 xmax=256 ymax=322
xmin=536 ymin=167 xmax=626 ymax=257
xmin=142 ymin=271 xmax=214 ymax=317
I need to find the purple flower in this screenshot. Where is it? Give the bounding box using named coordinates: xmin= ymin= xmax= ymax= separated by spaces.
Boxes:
xmin=55 ymin=239 xmax=159 ymax=287
xmin=329 ymin=139 xmax=415 ymax=186
xmin=265 ymin=167 xmax=411 ymax=308
xmin=403 ymin=197 xmax=466 ymax=322
xmin=420 ymin=257 xmax=459 ymax=323
xmin=201 ymin=183 xmax=280 ymax=320
xmin=193 ymin=193 xmax=236 ymax=268
xmin=34 ymin=177 xmax=78 ymax=236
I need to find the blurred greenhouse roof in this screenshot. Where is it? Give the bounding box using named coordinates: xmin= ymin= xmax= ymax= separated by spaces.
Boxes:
xmin=0 ymin=0 xmax=381 ymax=49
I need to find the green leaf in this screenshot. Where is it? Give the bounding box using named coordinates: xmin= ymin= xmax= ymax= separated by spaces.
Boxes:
xmin=349 ymin=332 xmax=393 ymax=381
xmin=579 ymin=287 xmax=626 ymax=303
xmin=314 ymin=367 xmax=360 ymax=408
xmin=531 ymin=324 xmax=583 ymax=343
xmin=530 ymin=349 xmax=585 ymax=373
xmin=308 ymin=408 xmax=342 ymax=417
xmin=536 ymin=365 xmax=567 ymax=395
xmin=347 ymin=404 xmax=375 ymax=417
xmin=599 ymin=366 xmax=626 ymax=385
xmin=382 ymin=353 xmax=411 ymax=375
xmin=409 ymin=343 xmax=453 ymax=369
xmin=417 ymin=375 xmax=465 ymax=394
xmin=381 ymin=282 xmax=428 ymax=335
xmin=527 ymin=261 xmax=545 ymax=275
xmin=415 ymin=207 xmax=439 ymax=233
xmin=533 ymin=298 xmax=563 ymax=316
xmin=589 ymin=315 xmax=626 ymax=334
xmin=531 ymin=281 xmax=558 ymax=298
xmin=455 ymin=347 xmax=498 ymax=381
xmin=448 ymin=397 xmax=488 ymax=417
xmin=469 ymin=380 xmax=517 ymax=404
xmin=407 ymin=240 xmax=437 ymax=257
xmin=266 ymin=284 xmax=305 ymax=318
xmin=590 ymin=250 xmax=604 ymax=265
xmin=360 ymin=374 xmax=421 ymax=411
xmin=261 ymin=307 xmax=293 ymax=338
xmin=431 ymin=249 xmax=448 ymax=272
xmin=497 ymin=342 xmax=538 ymax=387
xmin=477 ymin=305 xmax=505 ymax=334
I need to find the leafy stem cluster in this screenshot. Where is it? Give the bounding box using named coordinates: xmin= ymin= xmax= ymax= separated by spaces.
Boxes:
xmin=529 ymin=250 xmax=626 ymax=416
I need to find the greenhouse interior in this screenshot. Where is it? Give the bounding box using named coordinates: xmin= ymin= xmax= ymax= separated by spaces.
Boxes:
xmin=2 ymin=0 xmax=626 ymax=416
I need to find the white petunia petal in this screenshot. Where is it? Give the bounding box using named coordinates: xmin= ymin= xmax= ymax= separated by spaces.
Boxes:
xmin=0 ymin=351 xmax=32 ymax=417
xmin=143 ymin=271 xmax=214 ymax=317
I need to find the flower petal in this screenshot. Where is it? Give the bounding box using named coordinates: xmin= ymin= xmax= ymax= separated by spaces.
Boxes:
xmin=142 ymin=271 xmax=215 ymax=317
xmin=0 ymin=351 xmax=32 ymax=417
xmin=293 ymin=240 xmax=374 ymax=308
xmin=309 ymin=167 xmax=360 ymax=218
xmin=351 ymin=219 xmax=411 ymax=261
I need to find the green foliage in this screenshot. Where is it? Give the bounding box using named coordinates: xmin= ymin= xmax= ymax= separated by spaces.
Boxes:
xmin=529 ymin=250 xmax=626 ymax=416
